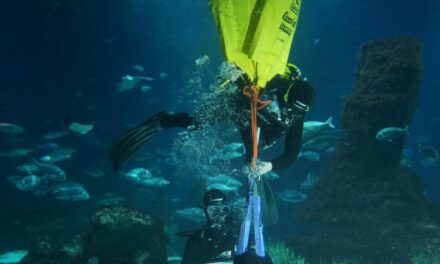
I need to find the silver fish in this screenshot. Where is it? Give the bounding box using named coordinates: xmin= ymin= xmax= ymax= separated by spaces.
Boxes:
xmin=159 ymin=72 xmax=168 ymax=79
xmin=121 ymin=168 xmax=152 ymax=182
xmin=278 ymin=190 xmax=308 ymax=203
xmin=301 ymin=171 xmax=319 ymax=191
xmin=0 ymin=250 xmax=28 ymax=263
xmin=265 ymin=171 xmax=280 ymax=181
xmin=52 ymin=182 xmax=90 ymax=201
xmin=0 ymin=122 xmax=24 ymax=134
xmin=115 ymin=75 xmax=154 ymax=94
xmin=137 ymin=177 xmax=170 ymax=187
xmin=420 ymin=156 xmax=440 ymax=167
xmin=33 ymin=158 xmax=66 ymax=181
xmin=40 ymin=148 xmax=76 ymax=163
xmin=208 ymin=151 xmax=243 ymax=164
xmin=205 ymin=174 xmax=242 ymax=188
xmin=84 ymin=168 xmax=105 ymax=178
xmin=297 ymin=151 xmax=321 ymax=162
xmin=132 ymin=65 xmax=144 ymax=72
xmin=223 ymin=142 xmax=245 ymax=153
xmin=7 ymin=175 xmax=42 ymax=191
xmin=207 ymin=183 xmax=238 ymax=193
xmin=376 ymin=126 xmax=409 ymax=142
xmin=44 ymin=130 xmax=69 ymax=140
xmin=302 ymin=117 xmax=335 ymax=139
xmin=302 ymin=136 xmax=338 ymax=151
xmin=16 ymin=163 xmax=41 ymax=173
xmin=67 ymin=121 xmax=94 ymax=134
xmin=176 ymin=207 xmax=206 ymax=223
xmin=0 ymin=148 xmax=33 ymax=158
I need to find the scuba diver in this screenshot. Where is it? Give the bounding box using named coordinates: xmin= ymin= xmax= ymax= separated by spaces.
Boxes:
xmin=180 ymin=189 xmax=273 ymax=264
xmin=109 ymin=63 xmax=314 ymax=176
xmin=110 ymin=63 xmax=312 ymax=263
xmin=180 ymin=189 xmax=238 ymax=264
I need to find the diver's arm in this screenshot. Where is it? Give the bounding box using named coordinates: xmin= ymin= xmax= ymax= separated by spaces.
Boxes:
xmin=271 ymin=78 xmax=313 ymax=170
xmin=270 ymin=113 xmax=305 ymax=170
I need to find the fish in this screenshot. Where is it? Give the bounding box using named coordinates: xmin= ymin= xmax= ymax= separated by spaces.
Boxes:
xmin=414 ymin=135 xmax=431 ymax=143
xmin=137 ymin=177 xmax=170 ymax=187
xmin=115 ymin=75 xmax=154 ymax=94
xmin=66 ymin=119 xmax=94 ymax=134
xmin=96 ymin=194 xmax=124 ymax=206
xmin=132 ymin=65 xmax=144 ymax=72
xmin=0 ymin=123 xmax=24 ymax=134
xmin=52 ymin=182 xmax=90 ymax=201
xmin=207 ymin=183 xmax=238 ymax=193
xmin=418 ymin=144 xmax=439 ymax=158
xmin=86 ymin=257 xmax=100 ymax=264
xmin=232 ymin=197 xmax=246 ymax=208
xmin=121 ymin=168 xmax=152 ymax=181
xmin=176 ymin=207 xmax=206 ymax=223
xmin=302 ymin=117 xmax=335 ymax=139
xmin=0 ymin=250 xmax=28 ymax=264
xmin=205 ymin=174 xmax=242 ymax=188
xmin=140 ymin=85 xmax=151 ymax=92
xmin=223 ymin=142 xmax=245 ymax=153
xmin=302 ymin=136 xmax=338 ymax=151
xmin=7 ymin=175 xmax=42 ymax=191
xmin=265 ymin=171 xmax=280 ymax=181
xmin=16 ymin=162 xmax=41 ymax=174
xmin=160 ymin=72 xmax=168 ymax=79
xmin=375 ymin=126 xmax=409 ymax=142
xmin=0 ymin=148 xmax=33 ymax=158
xmin=84 ymin=168 xmax=105 ymax=178
xmin=297 ymin=151 xmax=321 ymax=162
xmin=32 ymin=158 xmax=66 ymax=181
xmin=208 ymin=151 xmax=243 ymax=164
xmin=420 ymin=156 xmax=440 ymax=167
xmin=278 ymin=190 xmax=308 ymax=203
xmin=39 ymin=148 xmax=76 ymax=163
xmin=44 ymin=130 xmax=69 ymax=140
xmin=301 ymin=171 xmax=319 ymax=191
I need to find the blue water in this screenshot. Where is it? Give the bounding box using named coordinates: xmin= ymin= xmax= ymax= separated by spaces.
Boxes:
xmin=0 ymin=0 xmax=439 ymax=259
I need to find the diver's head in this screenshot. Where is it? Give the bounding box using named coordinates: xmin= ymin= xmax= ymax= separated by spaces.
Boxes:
xmin=283 ymin=63 xmax=302 ymax=80
xmin=282 ymin=64 xmax=315 ymax=111
xmin=203 ymin=189 xmax=231 ymax=226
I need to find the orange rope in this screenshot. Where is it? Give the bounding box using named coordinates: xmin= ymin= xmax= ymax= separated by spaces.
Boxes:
xmin=242 ymin=85 xmax=271 ymax=171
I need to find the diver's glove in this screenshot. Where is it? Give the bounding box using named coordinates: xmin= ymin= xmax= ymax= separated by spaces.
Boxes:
xmin=243 ymin=161 xmax=273 ymax=178
xmin=256 ymin=161 xmax=273 ymax=175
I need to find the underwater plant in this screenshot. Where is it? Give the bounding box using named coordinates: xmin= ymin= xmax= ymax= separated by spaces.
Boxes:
xmin=267 ymin=242 xmax=305 ymax=264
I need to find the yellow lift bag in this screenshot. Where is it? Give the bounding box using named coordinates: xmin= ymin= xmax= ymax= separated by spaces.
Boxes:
xmin=210 ymin=0 xmax=302 ymax=88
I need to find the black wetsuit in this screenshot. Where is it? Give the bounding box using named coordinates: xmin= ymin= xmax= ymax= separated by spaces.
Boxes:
xmin=159 ymin=75 xmax=313 ymax=170
xmin=180 ymin=221 xmax=273 ymax=264
xmin=181 ymin=224 xmax=236 ymax=264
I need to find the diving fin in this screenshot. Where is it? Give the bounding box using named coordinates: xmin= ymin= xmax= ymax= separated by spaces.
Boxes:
xmin=257 ymin=177 xmax=279 ymax=225
xmin=109 ymin=112 xmax=165 ymax=171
